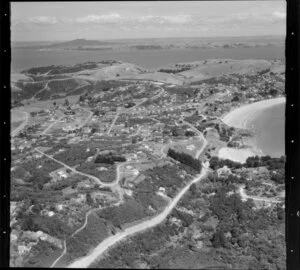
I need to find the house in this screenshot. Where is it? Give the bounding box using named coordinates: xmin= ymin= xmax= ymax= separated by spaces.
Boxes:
xmin=203 ymin=161 xmax=210 ymax=169
xmin=217 ymin=166 xmax=231 ymax=178
xmin=57 ymin=170 xmax=68 ymax=179
xmin=159 ymin=187 xmax=166 ymax=193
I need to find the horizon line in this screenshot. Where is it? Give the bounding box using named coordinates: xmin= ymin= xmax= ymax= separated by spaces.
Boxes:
xmin=12 ymin=34 xmax=285 ymax=43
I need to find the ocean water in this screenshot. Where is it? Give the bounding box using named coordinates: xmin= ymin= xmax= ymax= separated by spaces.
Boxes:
xmin=11 ymin=46 xmax=284 ymax=72
xmin=249 ymin=102 xmax=285 ymax=157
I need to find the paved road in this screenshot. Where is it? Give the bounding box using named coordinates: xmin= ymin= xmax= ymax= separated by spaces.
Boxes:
xmin=11 ymin=112 xmax=29 ymax=137
xmin=67 ymin=167 xmax=208 ymax=268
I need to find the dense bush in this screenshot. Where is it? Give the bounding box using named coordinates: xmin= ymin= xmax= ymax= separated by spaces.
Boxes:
xmin=21 ymin=214 xmax=70 ymax=238
xmin=94 ymin=153 xmax=126 ymax=165
xmin=209 ymin=156 xmax=242 ymax=170
xmin=158 ymin=66 xmax=191 ymax=74
xmin=24 ymin=65 xmax=56 ymax=75
xmin=245 ymin=155 xmax=285 ymax=169
xmin=185 ymin=130 xmax=196 ymax=137
xmin=171 ymin=209 xmax=193 ymax=227
xmin=25 ymin=62 xmax=98 ymax=76
xmin=167 ymin=148 xmax=202 ymax=172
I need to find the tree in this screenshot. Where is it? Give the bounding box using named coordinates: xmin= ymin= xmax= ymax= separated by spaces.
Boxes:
xmin=79 ymin=95 xmax=85 ymax=102
xmin=189 ymin=183 xmax=197 ymax=196
xmin=237 ymin=234 xmax=249 ymax=248
xmin=86 ymin=192 xmax=93 ymax=205
xmin=212 ymin=231 xmax=227 ymax=248
xmin=32 ymin=204 xmax=42 ymax=214
xmin=185 ymin=130 xmax=195 ymax=137
xmin=172 ymin=128 xmax=179 ymax=137
xmin=167 ymin=148 xmax=202 ymax=172
xmin=37 ymin=183 xmax=43 ymax=190
xmin=269 ymin=88 xmax=278 ymax=97
xmin=232 ymin=95 xmax=239 ymax=102
xmin=209 ymin=156 xmax=220 ymax=170
xmin=22 ymin=216 xmax=37 ymax=231
xmin=277 ymin=207 xmax=284 ymax=220
xmin=91 ymin=127 xmax=97 ymax=134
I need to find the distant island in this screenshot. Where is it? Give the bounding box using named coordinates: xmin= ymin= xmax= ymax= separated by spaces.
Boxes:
xmin=12 ymin=36 xmax=285 ymax=52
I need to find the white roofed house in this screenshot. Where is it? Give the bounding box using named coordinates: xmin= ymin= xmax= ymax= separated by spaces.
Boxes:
xmin=57 ymin=170 xmax=68 ymax=180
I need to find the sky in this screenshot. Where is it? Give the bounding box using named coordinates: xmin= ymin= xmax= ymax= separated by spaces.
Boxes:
xmin=11 ymin=1 xmax=286 ymax=42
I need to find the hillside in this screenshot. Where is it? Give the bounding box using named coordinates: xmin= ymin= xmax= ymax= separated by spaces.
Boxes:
xmin=11 ymin=59 xmax=285 ymax=105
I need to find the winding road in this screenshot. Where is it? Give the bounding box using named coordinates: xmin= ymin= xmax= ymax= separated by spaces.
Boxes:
xmin=67 ymin=167 xmax=208 ymax=268
xmin=65 ymin=122 xmax=208 ymax=268
xmin=239 ymin=186 xmax=283 ymax=204
xmin=48 ymin=161 xmax=128 ymax=268
xmin=50 ymin=239 xmax=66 ymax=268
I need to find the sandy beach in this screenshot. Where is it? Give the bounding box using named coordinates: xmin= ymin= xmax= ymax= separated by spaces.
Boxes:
xmin=222 ymin=97 xmax=286 ymax=128
xmin=218 ymin=97 xmax=286 ymax=163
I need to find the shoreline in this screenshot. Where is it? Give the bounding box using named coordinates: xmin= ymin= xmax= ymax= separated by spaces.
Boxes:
xmin=218 ymin=97 xmax=285 ymax=163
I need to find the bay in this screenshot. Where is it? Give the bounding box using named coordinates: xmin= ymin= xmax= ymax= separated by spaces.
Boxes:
xmin=11 ymin=46 xmax=284 ymax=72
xmin=250 ymin=102 xmax=285 ymax=157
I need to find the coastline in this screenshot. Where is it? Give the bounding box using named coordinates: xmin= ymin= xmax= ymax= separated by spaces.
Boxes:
xmin=218 ymin=97 xmax=286 ymax=163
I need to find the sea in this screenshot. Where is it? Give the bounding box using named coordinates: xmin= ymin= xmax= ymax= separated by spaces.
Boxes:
xmin=11 ymin=46 xmax=284 ymax=72
xmin=249 ymin=101 xmax=285 ymax=158
xmin=11 ymin=46 xmax=285 ymax=157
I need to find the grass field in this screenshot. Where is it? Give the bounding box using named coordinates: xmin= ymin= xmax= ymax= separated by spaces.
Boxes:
xmin=11 ymin=110 xmax=27 ymax=121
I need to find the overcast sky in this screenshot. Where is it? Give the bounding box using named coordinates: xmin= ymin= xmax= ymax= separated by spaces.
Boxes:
xmin=11 ymin=1 xmax=286 ymax=42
